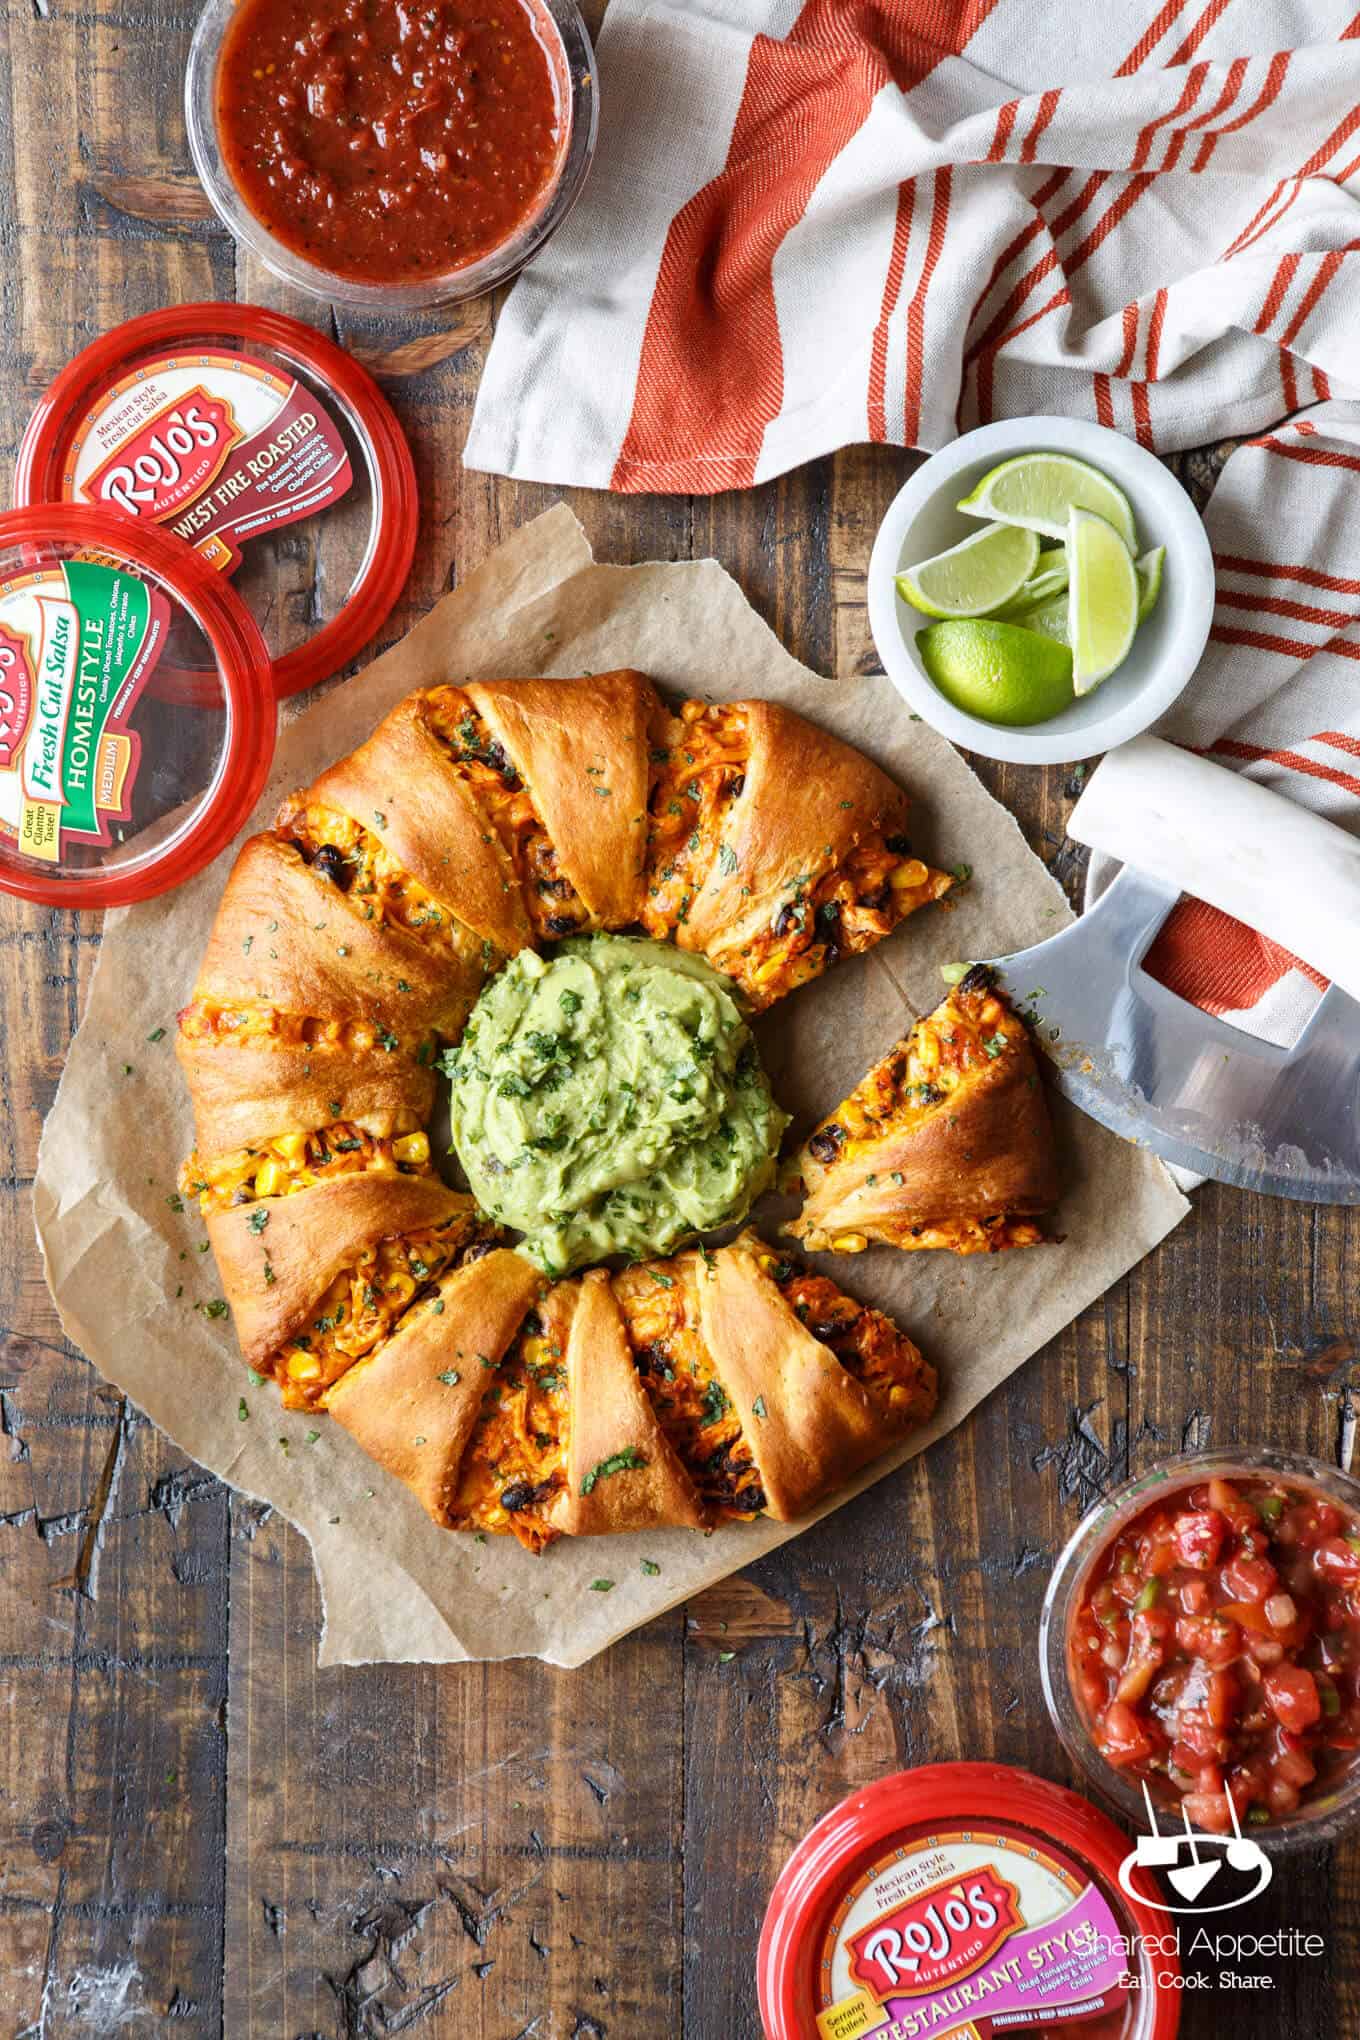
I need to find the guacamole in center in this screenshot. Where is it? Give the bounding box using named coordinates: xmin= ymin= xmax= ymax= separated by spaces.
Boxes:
xmin=446 ymin=934 xmax=788 ymax=1275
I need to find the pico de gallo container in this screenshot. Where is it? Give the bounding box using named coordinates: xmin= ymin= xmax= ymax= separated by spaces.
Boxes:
xmin=757 ymin=1761 xmax=1180 ymax=2040
xmin=184 ymin=0 xmax=599 ymax=311
xmin=0 ymin=502 xmax=274 ymax=908
xmin=15 ymin=302 xmax=416 ymax=700
xmin=1041 ymin=1448 xmax=1360 ymax=1849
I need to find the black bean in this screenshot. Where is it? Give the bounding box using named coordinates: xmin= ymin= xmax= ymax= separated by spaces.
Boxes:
xmin=773 ymin=903 xmax=799 ymax=939
xmin=807 ymin=1124 xmax=846 ymax=1165
xmin=957 ymin=962 xmax=998 ymax=999
xmin=771 ymin=1259 xmax=797 ymax=1285
xmin=546 ymin=914 xmax=579 ymax=936
xmin=457 ymin=1238 xmax=498 ymax=1267
xmin=812 ymin=1318 xmax=853 ymax=1345
xmin=884 ymin=832 xmax=912 ymax=857
xmin=860 ymin=884 xmax=891 ymax=912
xmin=537 ymin=876 xmax=573 ymax=898
xmin=500 ymin=1483 xmax=536 ymax=1513
xmin=633 ymin=1341 xmax=667 ymax=1377
xmin=312 ymin=843 xmax=353 ymax=891
xmin=727 ymin=773 xmax=746 ymax=799
xmin=742 ymin=1484 xmax=767 ymax=1512
xmin=815 ymin=900 xmax=842 ymax=935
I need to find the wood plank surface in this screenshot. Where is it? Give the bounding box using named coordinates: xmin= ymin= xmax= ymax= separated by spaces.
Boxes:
xmin=0 ymin=3 xmax=1357 ymax=2037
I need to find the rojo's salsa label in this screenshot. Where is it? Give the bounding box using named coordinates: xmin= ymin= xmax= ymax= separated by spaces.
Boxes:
xmin=817 ymin=1829 xmax=1130 ymax=2040
xmin=61 ymin=352 xmax=352 ymax=575
xmin=0 ymin=560 xmax=169 ymax=862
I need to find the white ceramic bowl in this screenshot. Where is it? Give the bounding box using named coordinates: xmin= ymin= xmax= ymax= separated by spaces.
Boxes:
xmin=867 ymin=417 xmax=1215 ymax=765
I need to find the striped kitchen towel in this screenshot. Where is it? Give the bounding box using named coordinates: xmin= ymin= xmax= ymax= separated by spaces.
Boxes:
xmin=466 ymin=0 xmax=1360 ymax=491
xmin=1091 ymin=400 xmax=1360 ymax=1041
xmin=467 ymin=0 xmax=1360 ymax=1038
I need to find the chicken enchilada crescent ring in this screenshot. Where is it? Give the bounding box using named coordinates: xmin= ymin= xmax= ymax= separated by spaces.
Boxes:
xmin=175 ymin=670 xmax=1055 ymax=1543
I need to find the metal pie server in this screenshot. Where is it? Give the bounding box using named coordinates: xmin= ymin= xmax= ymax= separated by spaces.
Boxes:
xmin=984 ymin=736 xmax=1360 ymax=1202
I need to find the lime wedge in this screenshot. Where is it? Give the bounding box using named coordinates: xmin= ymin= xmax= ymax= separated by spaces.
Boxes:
xmin=1068 ymin=506 xmax=1139 ymax=694
xmin=917 ymin=619 xmax=1075 ymax=727
xmin=958 ymin=452 xmax=1138 ymax=552
xmin=896 ymin=522 xmax=1039 ymax=619
xmin=1016 ymin=594 xmax=1070 ymax=645
xmin=1136 ymin=545 xmax=1165 ymax=621
xmin=991 ymin=550 xmax=1070 ymax=618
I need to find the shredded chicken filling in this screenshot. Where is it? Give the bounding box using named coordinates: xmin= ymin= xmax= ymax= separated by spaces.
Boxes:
xmin=421 ymin=686 xmax=594 ymax=941
xmin=762 ymin=1258 xmax=936 ymax=1430
xmin=642 ymin=701 xmax=750 ymax=938
xmin=268 ymin=1220 xmax=496 ymax=1410
xmin=450 ymin=1304 xmax=568 ymax=1552
xmin=715 ymin=834 xmax=954 ymax=1014
xmin=277 ymin=797 xmax=489 ymax=972
xmin=614 ymin=1260 xmax=765 ymax=1518
xmin=180 ymin=1123 xmax=430 ymax=1217
xmin=176 ymin=999 xmax=394 ymax=1053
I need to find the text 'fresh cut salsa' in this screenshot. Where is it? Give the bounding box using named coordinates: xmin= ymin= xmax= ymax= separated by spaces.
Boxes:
xmin=1071 ymin=1474 xmax=1360 ymax=1829
xmin=216 ymin=0 xmax=565 ymax=284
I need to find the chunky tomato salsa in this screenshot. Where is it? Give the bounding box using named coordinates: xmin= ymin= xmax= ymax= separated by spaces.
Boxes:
xmin=1071 ymin=1474 xmax=1360 ymax=1830
xmin=217 ymin=0 xmax=564 ymax=284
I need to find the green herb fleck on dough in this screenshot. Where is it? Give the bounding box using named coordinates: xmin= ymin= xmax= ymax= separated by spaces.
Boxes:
xmin=147 ymin=1026 xmax=166 ymax=1043
xmin=247 ymin=1208 xmax=270 ymax=1235
xmin=438 ymin=1369 xmax=461 ymax=1386
xmin=641 ymin=1559 xmax=661 ymax=1577
xmin=581 ymin=1447 xmax=648 ymax=1496
xmin=589 ymin=1579 xmax=615 ymax=1593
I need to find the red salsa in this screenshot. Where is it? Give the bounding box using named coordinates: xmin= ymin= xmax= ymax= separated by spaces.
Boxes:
xmin=1071 ymin=1474 xmax=1360 ymax=1830
xmin=216 ymin=0 xmax=565 ymax=284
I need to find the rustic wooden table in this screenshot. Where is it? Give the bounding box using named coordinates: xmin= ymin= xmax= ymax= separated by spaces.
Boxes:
xmin=2 ymin=5 xmax=1358 ymax=2037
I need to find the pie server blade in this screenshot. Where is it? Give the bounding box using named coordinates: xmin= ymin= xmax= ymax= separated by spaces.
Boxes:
xmin=982 ymin=736 xmax=1360 ymax=1203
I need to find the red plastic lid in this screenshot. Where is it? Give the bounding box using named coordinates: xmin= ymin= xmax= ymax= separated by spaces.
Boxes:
xmin=757 ymin=1762 xmax=1180 ymax=2040
xmin=15 ymin=301 xmax=416 ymax=701
xmin=0 ymin=502 xmax=274 ymax=908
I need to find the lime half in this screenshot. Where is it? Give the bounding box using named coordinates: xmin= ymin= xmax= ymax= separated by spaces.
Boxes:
xmin=1068 ymin=506 xmax=1139 ymax=694
xmin=918 ymin=618 xmax=1075 ymax=728
xmin=958 ymin=452 xmax=1138 ymax=552
xmin=896 ymin=522 xmax=1039 ymax=619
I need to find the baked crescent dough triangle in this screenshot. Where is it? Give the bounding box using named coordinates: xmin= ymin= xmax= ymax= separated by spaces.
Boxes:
xmin=326 ymin=1248 xmax=545 ymax=1526
xmin=789 ymin=966 xmax=1059 ymax=1255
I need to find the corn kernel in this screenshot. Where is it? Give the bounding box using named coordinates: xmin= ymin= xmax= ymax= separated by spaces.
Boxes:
xmin=890 ymin=858 xmax=929 ymax=889
xmin=276 ymin=1132 xmax=309 ymax=1161
xmin=287 ymin=1351 xmax=322 ymax=1381
xmin=392 ymin=1132 xmax=429 ymax=1165
xmin=832 ymin=1233 xmax=868 ymax=1253
xmin=254 ymin=1160 xmax=286 ymax=1197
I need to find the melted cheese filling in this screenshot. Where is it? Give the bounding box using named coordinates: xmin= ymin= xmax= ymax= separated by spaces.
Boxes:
xmin=181 ymin=1123 xmax=430 ymax=1217
xmin=805 ymin=979 xmax=1046 ymax=1253
xmin=421 ymin=687 xmax=594 ymax=942
xmin=714 ymin=835 xmax=954 ymax=1014
xmin=764 ymin=1260 xmax=936 ymax=1431
xmin=642 ymin=701 xmax=750 ymax=939
xmin=270 ymin=1217 xmax=491 ymax=1410
xmin=277 ymin=797 xmax=490 ymax=973
xmin=177 ymin=999 xmax=392 ymax=1052
xmin=614 ymin=1259 xmax=764 ymax=1518
xmin=450 ymin=1303 xmax=569 ymax=1551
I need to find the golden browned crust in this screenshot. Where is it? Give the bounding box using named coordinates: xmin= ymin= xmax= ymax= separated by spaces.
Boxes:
xmin=694 ymin=1231 xmax=882 ymax=1521
xmin=309 ymin=693 xmax=532 ymax=958
xmin=208 ymin=1175 xmax=479 ymax=1371
xmin=175 ymin=1033 xmax=435 ymax=1165
xmin=193 ymin=835 xmax=477 ymax=1039
xmin=790 ymin=983 xmax=1059 ymax=1251
xmin=679 ymin=700 xmax=910 ymax=956
xmin=326 ymin=1249 xmax=544 ymax=1526
xmin=547 ymin=1270 xmax=708 ymax=1537
xmin=466 ymin=671 xmax=658 ymax=927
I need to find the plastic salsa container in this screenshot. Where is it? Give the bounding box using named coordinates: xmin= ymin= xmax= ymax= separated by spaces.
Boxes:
xmin=0 ymin=502 xmax=274 ymax=907
xmin=757 ymin=1762 xmax=1180 ymax=2040
xmin=15 ymin=301 xmax=416 ymax=700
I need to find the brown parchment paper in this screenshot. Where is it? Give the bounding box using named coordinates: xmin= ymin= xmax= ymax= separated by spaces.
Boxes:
xmin=32 ymin=505 xmax=1189 ymax=1668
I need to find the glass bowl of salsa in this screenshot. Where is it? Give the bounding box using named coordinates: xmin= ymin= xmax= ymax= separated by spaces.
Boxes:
xmin=186 ymin=0 xmax=598 ymax=309
xmin=1041 ymin=1449 xmax=1360 ymax=1847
